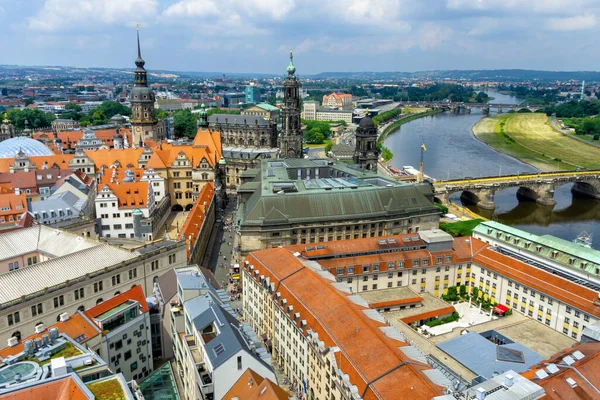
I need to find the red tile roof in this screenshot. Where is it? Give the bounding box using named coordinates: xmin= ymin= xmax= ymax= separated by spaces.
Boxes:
xmin=400 ymin=306 xmax=456 ymax=324
xmin=223 ymin=368 xmax=290 ymax=400
xmin=179 ymin=183 xmax=214 ymax=259
xmin=0 ymin=313 xmax=100 ymax=359
xmin=245 ymin=248 xmax=444 ymax=399
xmin=84 ymin=285 xmax=149 ymax=324
xmin=521 ymin=342 xmax=600 ymax=400
xmin=0 ymin=375 xmax=89 ymax=400
xmin=101 ymin=182 xmax=149 ymax=209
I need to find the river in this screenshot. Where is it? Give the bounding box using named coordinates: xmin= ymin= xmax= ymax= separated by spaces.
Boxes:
xmin=384 ymin=90 xmax=600 ymax=249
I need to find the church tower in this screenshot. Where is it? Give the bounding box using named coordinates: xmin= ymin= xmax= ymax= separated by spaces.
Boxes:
xmin=1 ymin=114 xmax=15 ymax=142
xmin=130 ymin=26 xmax=157 ymax=147
xmin=278 ymin=51 xmax=302 ymax=158
xmin=353 ymin=112 xmax=379 ymax=171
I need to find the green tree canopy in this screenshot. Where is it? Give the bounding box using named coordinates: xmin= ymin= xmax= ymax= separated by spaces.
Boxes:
xmin=6 ymin=108 xmax=55 ymax=129
xmin=65 ymin=103 xmax=82 ymax=112
xmin=173 ymin=109 xmax=198 ymax=139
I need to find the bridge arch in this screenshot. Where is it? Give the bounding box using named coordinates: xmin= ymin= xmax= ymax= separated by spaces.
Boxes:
xmin=516 ymin=186 xmax=539 ymax=202
xmin=572 ymin=181 xmax=600 ymax=199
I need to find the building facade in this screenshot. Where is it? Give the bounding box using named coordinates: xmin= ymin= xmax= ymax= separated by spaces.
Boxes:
xmin=0 ymin=225 xmax=187 ymax=345
xmin=84 ymin=286 xmax=154 ymax=382
xmin=301 ymin=101 xmax=353 ymax=124
xmin=278 ymin=52 xmax=303 ymax=158
xmin=240 ymin=103 xmax=280 ymax=126
xmin=209 ymin=112 xmax=278 ymax=189
xmin=244 ymin=85 xmax=261 ymax=104
xmin=322 ymin=92 xmax=352 ymax=110
xmin=172 ymin=266 xmax=276 ymax=400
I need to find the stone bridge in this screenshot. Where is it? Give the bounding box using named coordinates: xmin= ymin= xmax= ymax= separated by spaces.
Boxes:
xmin=432 ymin=170 xmax=600 ymax=210
xmin=398 ymin=101 xmax=543 ymax=114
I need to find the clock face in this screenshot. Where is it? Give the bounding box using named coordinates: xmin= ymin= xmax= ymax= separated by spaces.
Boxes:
xmin=135 ymin=127 xmax=142 ymax=132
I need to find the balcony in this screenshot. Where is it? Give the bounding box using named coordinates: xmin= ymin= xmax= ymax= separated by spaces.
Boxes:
xmin=183 ymin=334 xmax=214 ymax=395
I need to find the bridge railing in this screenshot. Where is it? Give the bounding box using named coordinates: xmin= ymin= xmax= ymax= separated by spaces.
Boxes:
xmin=433 ymin=170 xmax=600 ymax=186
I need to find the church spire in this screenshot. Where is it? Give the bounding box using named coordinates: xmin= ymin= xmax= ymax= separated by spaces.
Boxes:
xmin=134 ymin=25 xmax=147 ymax=86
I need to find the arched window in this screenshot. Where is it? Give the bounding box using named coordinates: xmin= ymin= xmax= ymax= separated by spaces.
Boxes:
xmin=77 ymin=305 xmax=85 ymax=312
xmin=96 ymin=298 xmax=104 ymax=305
xmin=11 ymin=331 xmax=21 ymax=341
xmin=114 ymin=291 xmax=121 ymax=297
xmin=56 ymin=315 xmax=62 ymax=322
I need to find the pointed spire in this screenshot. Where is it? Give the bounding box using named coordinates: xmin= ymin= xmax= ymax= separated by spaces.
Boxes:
xmin=135 ymin=24 xmax=145 ymax=69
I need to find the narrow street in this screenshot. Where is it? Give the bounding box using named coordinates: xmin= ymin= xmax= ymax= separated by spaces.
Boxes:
xmin=205 ymin=195 xmax=242 ymax=310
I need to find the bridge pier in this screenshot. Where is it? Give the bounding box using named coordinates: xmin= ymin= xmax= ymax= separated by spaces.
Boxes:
xmin=482 ymin=106 xmax=490 ymax=116
xmin=518 ymin=184 xmax=556 ymax=207
xmin=497 ymin=107 xmax=503 ymax=114
xmin=475 ymin=188 xmax=495 ymax=210
xmin=465 ymin=106 xmax=471 ymax=114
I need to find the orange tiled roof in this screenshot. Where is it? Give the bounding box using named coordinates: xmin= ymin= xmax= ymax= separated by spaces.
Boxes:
xmin=400 ymin=305 xmax=456 ymax=324
xmin=223 ymin=368 xmax=290 ymax=400
xmin=179 ymin=183 xmax=215 ymax=259
xmin=0 ymin=191 xmax=27 ymax=219
xmin=245 ymin=248 xmax=444 ymax=399
xmin=0 ymin=313 xmax=100 ymax=359
xmin=474 ymin=244 xmax=600 ymax=317
xmin=101 ymin=181 xmax=149 ymax=209
xmin=521 ymin=341 xmax=600 ymax=400
xmin=99 ymin=167 xmax=145 ymax=185
xmin=84 ymin=285 xmax=149 ymax=322
xmin=0 ymin=375 xmax=89 ymax=400
xmin=84 ymin=147 xmax=144 ymax=169
xmin=369 ymin=296 xmax=423 ymax=309
xmin=193 ymin=127 xmax=222 ymax=161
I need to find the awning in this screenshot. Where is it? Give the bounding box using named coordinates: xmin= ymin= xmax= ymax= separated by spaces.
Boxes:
xmin=493 ymin=304 xmax=509 ymax=314
xmin=232 ymin=274 xmax=240 ymax=280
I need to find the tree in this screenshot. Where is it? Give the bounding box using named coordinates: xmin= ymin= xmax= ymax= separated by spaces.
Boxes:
xmin=24 ymin=98 xmax=35 ymax=106
xmin=6 ymin=108 xmax=55 ymax=129
xmin=155 ymin=109 xmax=169 ymax=119
xmin=65 ymin=103 xmax=82 ymax=112
xmin=459 ymin=285 xmax=467 ymax=297
xmin=95 ymin=101 xmax=131 ymax=119
xmin=472 ymin=287 xmax=479 ymax=299
xmin=206 ymin=107 xmax=241 ymax=117
xmin=173 ymin=109 xmax=197 ymax=138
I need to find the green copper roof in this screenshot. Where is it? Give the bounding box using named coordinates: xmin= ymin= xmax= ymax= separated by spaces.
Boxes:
xmin=287 ymin=51 xmax=296 ymax=75
xmin=256 ymin=103 xmax=278 ymax=112
xmin=238 ymin=159 xmax=438 ymax=227
xmin=474 ymin=220 xmax=600 ymax=276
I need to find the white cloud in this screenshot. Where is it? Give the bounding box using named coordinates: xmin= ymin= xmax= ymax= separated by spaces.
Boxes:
xmin=29 ymin=0 xmax=158 ymax=32
xmin=417 ymin=23 xmax=452 ymax=49
xmin=546 ymin=13 xmax=597 ymax=31
xmin=163 ymin=0 xmax=295 ymax=21
xmin=448 ymin=0 xmax=574 ymax=12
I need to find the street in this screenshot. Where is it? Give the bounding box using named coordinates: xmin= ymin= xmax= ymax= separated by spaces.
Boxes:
xmin=204 ymin=195 xmax=242 ymax=307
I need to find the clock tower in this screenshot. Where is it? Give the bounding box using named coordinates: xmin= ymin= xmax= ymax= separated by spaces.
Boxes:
xmin=130 ymin=26 xmax=157 ymax=147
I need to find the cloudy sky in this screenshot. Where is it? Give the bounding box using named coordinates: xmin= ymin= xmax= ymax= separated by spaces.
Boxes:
xmin=1 ymin=0 xmax=600 ymax=74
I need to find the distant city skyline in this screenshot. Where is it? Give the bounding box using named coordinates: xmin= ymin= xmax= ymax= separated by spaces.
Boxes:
xmin=1 ymin=0 xmax=600 ymax=74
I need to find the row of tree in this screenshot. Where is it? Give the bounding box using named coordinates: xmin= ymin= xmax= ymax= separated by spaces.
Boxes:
xmin=544 ymin=100 xmax=600 ymax=118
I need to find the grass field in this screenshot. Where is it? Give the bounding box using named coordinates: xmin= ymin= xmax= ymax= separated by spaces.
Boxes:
xmin=401 ymin=107 xmax=431 ymax=114
xmin=439 ymin=219 xmax=484 ymax=237
xmin=473 ymin=113 xmax=600 ymax=171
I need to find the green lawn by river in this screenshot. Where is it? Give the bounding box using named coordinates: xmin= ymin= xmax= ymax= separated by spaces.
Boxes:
xmin=473 ymin=113 xmax=600 ymax=171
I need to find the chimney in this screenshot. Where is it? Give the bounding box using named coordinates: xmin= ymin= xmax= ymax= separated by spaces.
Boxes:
xmin=504 ymin=373 xmax=514 ymax=387
xmin=475 ymin=387 xmax=486 ymax=400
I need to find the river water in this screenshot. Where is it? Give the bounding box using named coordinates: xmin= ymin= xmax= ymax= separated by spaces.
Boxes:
xmin=384 ymin=91 xmax=600 ymax=249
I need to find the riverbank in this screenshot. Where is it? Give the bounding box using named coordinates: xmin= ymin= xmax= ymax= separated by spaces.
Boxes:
xmin=378 ymin=109 xmax=441 ymax=143
xmin=472 ymin=113 xmax=600 ymax=171
xmin=377 ymin=109 xmax=441 ymax=165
